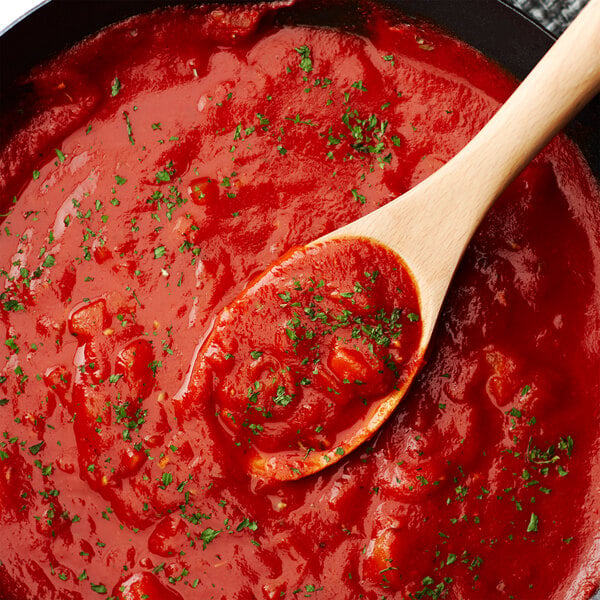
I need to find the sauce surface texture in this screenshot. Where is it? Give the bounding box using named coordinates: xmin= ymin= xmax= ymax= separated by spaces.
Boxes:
xmin=1 ymin=2 xmax=599 ymax=599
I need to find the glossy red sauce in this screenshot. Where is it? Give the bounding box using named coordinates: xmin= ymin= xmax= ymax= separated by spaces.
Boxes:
xmin=1 ymin=2 xmax=599 ymax=599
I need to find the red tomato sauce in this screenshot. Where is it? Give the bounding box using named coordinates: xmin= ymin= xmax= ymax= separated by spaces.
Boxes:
xmin=1 ymin=2 xmax=599 ymax=599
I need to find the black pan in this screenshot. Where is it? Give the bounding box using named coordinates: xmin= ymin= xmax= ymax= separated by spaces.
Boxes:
xmin=1 ymin=1 xmax=599 ymax=599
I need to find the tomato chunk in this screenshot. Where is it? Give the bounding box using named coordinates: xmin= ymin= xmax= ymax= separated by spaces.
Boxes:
xmin=113 ymin=572 xmax=184 ymax=600
xmin=68 ymin=298 xmax=110 ymax=338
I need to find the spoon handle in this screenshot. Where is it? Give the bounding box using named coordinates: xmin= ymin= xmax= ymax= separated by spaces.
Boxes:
xmin=427 ymin=0 xmax=600 ymax=308
xmin=441 ymin=0 xmax=600 ymax=218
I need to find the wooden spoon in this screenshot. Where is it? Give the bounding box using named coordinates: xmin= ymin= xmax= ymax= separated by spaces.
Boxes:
xmin=201 ymin=0 xmax=600 ymax=481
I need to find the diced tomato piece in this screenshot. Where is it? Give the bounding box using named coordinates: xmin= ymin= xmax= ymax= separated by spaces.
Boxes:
xmin=93 ymin=242 xmax=112 ymax=264
xmin=361 ymin=527 xmax=405 ymax=588
xmin=35 ymin=500 xmax=71 ymax=537
xmin=327 ymin=339 xmax=393 ymax=398
xmin=68 ymin=298 xmax=110 ymax=339
xmin=115 ymin=339 xmax=155 ymax=399
xmin=147 ymin=514 xmax=188 ymax=557
xmin=329 ymin=342 xmax=374 ymax=383
xmin=188 ymin=176 xmax=219 ymax=204
xmin=117 ymin=444 xmax=147 ymax=478
xmin=113 ymin=572 xmax=184 ymax=600
xmin=485 ymin=348 xmax=519 ymax=408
